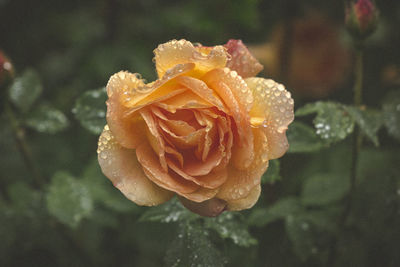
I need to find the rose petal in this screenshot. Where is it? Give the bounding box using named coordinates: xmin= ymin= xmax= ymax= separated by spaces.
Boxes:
xmin=226 ymin=185 xmax=261 ymax=211
xmin=106 ymin=71 xmax=147 ymax=149
xmin=224 ymin=39 xmax=264 ymax=78
xmin=97 ymin=125 xmax=173 ymax=206
xmin=154 ymin=39 xmax=228 ymax=78
xmin=179 ymin=197 xmax=227 ymax=217
xmin=136 ymin=143 xmax=199 ymax=194
xmin=216 ymin=128 xmax=268 ymax=201
xmin=245 ymin=77 xmax=294 ymax=159
xmin=156 ymin=90 xmax=213 ymax=113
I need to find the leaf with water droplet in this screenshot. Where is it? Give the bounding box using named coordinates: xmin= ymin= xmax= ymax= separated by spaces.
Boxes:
xmin=261 ymin=159 xmax=281 ymax=184
xmin=165 ymin=221 xmax=226 ymax=267
xmin=382 ymin=90 xmax=400 ymax=142
xmin=301 ymin=173 xmax=350 ymax=206
xmin=46 ymin=171 xmax=93 ymax=228
xmin=296 ymin=101 xmax=354 ymax=144
xmin=344 ymin=106 xmax=383 ymax=146
xmin=287 ymin=121 xmax=325 ymax=153
xmin=72 ymin=87 xmax=107 ymax=134
xmin=204 ymin=212 xmax=257 ymax=247
xmin=24 ymin=104 xmax=69 ymax=134
xmin=8 ymin=69 xmax=43 ymax=112
xmin=139 ymin=198 xmax=198 ymax=223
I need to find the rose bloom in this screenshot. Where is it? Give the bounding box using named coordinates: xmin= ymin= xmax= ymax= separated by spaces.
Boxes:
xmin=97 ymin=39 xmax=294 ymax=217
xmin=249 ymin=15 xmax=350 ymax=98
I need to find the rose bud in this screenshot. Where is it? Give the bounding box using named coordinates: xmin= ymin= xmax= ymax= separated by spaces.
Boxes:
xmin=0 ymin=50 xmax=14 ymax=88
xmin=345 ymin=0 xmax=379 ymax=40
xmin=97 ymin=39 xmax=294 ymax=217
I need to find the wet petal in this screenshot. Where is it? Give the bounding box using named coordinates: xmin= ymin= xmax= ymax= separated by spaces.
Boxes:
xmin=154 ymin=39 xmax=228 ymax=78
xmin=245 ymin=77 xmax=294 ymax=159
xmin=216 ymin=128 xmax=268 ymax=201
xmin=97 ymin=125 xmax=173 ymax=206
xmin=224 ymin=39 xmax=264 ymax=78
xmin=226 ymin=185 xmax=261 ymax=211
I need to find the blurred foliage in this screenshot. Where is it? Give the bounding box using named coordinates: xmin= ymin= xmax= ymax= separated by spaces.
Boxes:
xmin=1 ymin=0 xmax=400 ymax=267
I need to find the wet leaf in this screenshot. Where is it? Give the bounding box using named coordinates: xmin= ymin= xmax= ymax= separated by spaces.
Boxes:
xmin=296 ymin=102 xmax=354 ymax=144
xmin=344 ymin=106 xmax=383 ymax=146
xmin=165 ymin=221 xmax=226 ymax=267
xmin=46 ymin=171 xmax=93 ymax=228
xmin=139 ymin=198 xmax=198 ymax=223
xmin=72 ymin=87 xmax=107 ymax=134
xmin=382 ymin=90 xmax=400 ymax=141
xmin=8 ymin=69 xmax=43 ymax=112
xmin=25 ymin=104 xmax=69 ymax=134
xmin=287 ymin=121 xmax=325 ymax=153
xmin=301 ymin=173 xmax=350 ymax=206
xmin=204 ymin=212 xmax=257 ymax=247
xmin=261 ymin=159 xmax=281 ymax=184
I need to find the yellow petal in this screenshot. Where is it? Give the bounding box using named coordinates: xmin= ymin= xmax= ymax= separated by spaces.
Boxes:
xmin=154 ymin=39 xmax=228 ymax=78
xmin=245 ymin=77 xmax=294 ymax=159
xmin=97 ymin=125 xmax=173 ymax=206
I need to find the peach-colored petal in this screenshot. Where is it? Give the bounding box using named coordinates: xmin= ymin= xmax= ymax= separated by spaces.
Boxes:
xmin=179 ymin=197 xmax=227 ymax=217
xmin=154 ymin=39 xmax=228 ymax=78
xmin=156 ymin=90 xmax=213 ymax=113
xmin=97 ymin=125 xmax=173 ymax=206
xmin=136 ymin=143 xmax=199 ymax=194
xmin=245 ymin=77 xmax=294 ymax=159
xmin=203 ymin=68 xmax=254 ymax=169
xmin=226 ymin=184 xmax=261 ymax=211
xmin=224 ymin=39 xmax=264 ymax=78
xmin=158 ymin=120 xmax=205 ymax=149
xmin=216 ymin=128 xmax=269 ymax=201
xmin=106 ymin=72 xmax=147 ymax=149
xmin=179 ymin=187 xmax=219 ymax=203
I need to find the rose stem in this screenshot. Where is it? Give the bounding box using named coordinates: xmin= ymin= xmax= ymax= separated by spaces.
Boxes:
xmin=5 ymin=103 xmax=44 ymax=189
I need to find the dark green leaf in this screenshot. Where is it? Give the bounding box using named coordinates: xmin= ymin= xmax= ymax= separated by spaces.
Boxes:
xmin=204 ymin=212 xmax=257 ymax=247
xmin=261 ymin=159 xmax=281 ymax=184
xmin=287 ymin=121 xmax=325 ymax=153
xmin=139 ymin=198 xmax=198 ymax=223
xmin=301 ymin=173 xmax=349 ymax=206
xmin=296 ymin=102 xmax=354 ymax=144
xmin=25 ymin=104 xmax=69 ymax=134
xmin=82 ymin=159 xmax=138 ymax=213
xmin=344 ymin=106 xmax=383 ymax=146
xmin=8 ymin=69 xmax=43 ymax=112
xmin=382 ymin=90 xmax=400 ymax=141
xmin=248 ymin=197 xmax=302 ymax=227
xmin=46 ymin=171 xmax=93 ymax=228
xmin=165 ymin=221 xmax=226 ymax=267
xmin=72 ymin=87 xmax=107 ymax=134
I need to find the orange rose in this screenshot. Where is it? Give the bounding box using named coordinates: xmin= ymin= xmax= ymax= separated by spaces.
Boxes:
xmin=97 ymin=39 xmax=294 ymax=216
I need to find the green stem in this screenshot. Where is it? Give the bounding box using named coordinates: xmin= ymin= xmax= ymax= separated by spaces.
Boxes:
xmin=5 ymin=103 xmax=44 ymax=188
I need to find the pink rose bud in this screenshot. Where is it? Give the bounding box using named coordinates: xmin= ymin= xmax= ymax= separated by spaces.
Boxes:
xmin=0 ymin=50 xmax=14 ymax=88
xmin=345 ymin=0 xmax=379 ymax=40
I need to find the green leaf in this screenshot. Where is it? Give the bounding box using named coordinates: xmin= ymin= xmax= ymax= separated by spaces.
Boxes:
xmin=248 ymin=197 xmax=302 ymax=227
xmin=24 ymin=104 xmax=69 ymax=134
xmin=46 ymin=171 xmax=93 ymax=228
xmin=296 ymin=102 xmax=354 ymax=144
xmin=261 ymin=159 xmax=281 ymax=184
xmin=82 ymin=159 xmax=138 ymax=213
xmin=382 ymin=90 xmax=400 ymax=141
xmin=72 ymin=87 xmax=107 ymax=134
xmin=139 ymin=198 xmax=198 ymax=223
xmin=204 ymin=212 xmax=257 ymax=247
xmin=8 ymin=69 xmax=43 ymax=112
xmin=301 ymin=173 xmax=350 ymax=206
xmin=165 ymin=221 xmax=226 ymax=267
xmin=344 ymin=106 xmax=383 ymax=146
xmin=7 ymin=182 xmax=42 ymax=215
xmin=287 ymin=121 xmax=325 ymax=153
